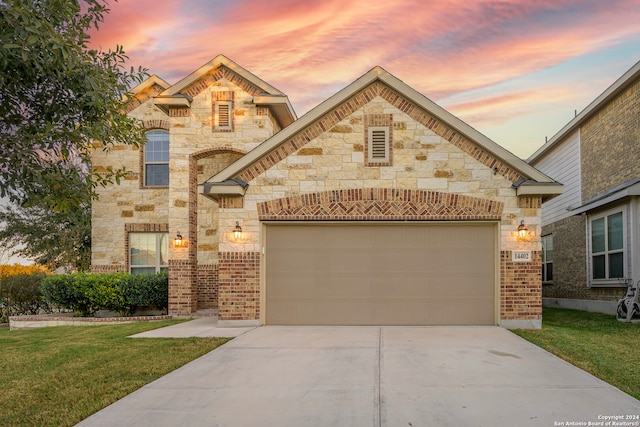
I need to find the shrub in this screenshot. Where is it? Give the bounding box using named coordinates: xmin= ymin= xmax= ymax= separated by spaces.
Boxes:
xmin=0 ymin=272 xmax=51 ymax=322
xmin=41 ymin=272 xmax=168 ymax=317
xmin=120 ymin=271 xmax=169 ymax=314
xmin=42 ymin=273 xmax=99 ymax=317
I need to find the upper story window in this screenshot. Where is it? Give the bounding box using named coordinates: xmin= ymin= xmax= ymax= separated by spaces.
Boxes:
xmin=541 ymin=234 xmax=553 ymax=283
xmin=589 ymin=208 xmax=625 ymax=283
xmin=144 ymin=130 xmax=169 ymax=187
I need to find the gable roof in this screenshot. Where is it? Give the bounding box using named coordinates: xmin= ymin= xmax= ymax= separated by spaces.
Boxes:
xmin=129 ymin=74 xmax=171 ymax=96
xmin=201 ymin=66 xmax=562 ymax=199
xmin=528 ymin=60 xmax=640 ymax=164
xmin=152 ymin=54 xmax=296 ymax=128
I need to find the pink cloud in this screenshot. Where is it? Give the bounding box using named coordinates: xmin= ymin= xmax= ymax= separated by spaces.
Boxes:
xmin=88 ymin=0 xmax=640 ymax=135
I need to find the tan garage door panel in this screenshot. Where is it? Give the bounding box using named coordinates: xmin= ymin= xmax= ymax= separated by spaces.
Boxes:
xmin=265 ymin=223 xmax=496 ymax=325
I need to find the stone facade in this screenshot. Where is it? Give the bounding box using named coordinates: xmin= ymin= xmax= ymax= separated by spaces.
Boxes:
xmin=91 ymin=55 xmax=559 ymax=327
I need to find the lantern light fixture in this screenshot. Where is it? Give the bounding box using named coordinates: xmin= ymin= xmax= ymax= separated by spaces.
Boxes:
xmin=517 ymin=220 xmax=528 ymax=240
xmin=175 ymin=231 xmax=183 ymax=247
xmin=233 ymin=221 xmax=242 ymax=240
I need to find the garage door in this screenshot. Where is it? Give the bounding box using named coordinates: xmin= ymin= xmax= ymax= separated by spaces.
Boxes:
xmin=265 ymin=222 xmax=497 ymax=325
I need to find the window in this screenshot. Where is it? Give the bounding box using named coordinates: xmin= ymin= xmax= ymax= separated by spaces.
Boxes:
xmin=130 ymin=233 xmax=168 ymax=274
xmin=590 ymin=210 xmax=624 ymax=281
xmin=144 ymin=130 xmax=169 ymax=186
xmin=541 ymin=235 xmax=553 ymax=282
xmin=214 ymin=101 xmax=233 ymax=131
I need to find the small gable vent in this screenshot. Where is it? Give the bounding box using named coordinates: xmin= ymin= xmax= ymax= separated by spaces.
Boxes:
xmin=368 ymin=127 xmax=390 ymax=163
xmin=218 ymin=103 xmax=230 ymax=127
xmin=371 ymin=130 xmax=387 ymax=159
xmin=214 ymin=100 xmax=233 ymax=131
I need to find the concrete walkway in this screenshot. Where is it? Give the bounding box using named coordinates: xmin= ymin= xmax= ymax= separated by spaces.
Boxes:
xmin=129 ymin=316 xmax=255 ymax=338
xmin=77 ymin=325 xmax=640 ymax=427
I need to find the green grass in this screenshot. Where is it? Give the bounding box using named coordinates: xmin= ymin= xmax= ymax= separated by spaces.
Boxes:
xmin=513 ymin=308 xmax=640 ymax=400
xmin=0 ymin=321 xmax=230 ymax=427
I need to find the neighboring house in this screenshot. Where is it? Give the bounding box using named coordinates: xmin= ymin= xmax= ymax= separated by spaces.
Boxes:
xmin=528 ymin=60 xmax=640 ymax=314
xmin=91 ymin=54 xmax=562 ymax=328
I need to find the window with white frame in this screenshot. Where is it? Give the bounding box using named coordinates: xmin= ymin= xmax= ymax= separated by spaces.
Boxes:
xmin=589 ymin=209 xmax=624 ymax=282
xmin=129 ymin=233 xmax=168 ymax=274
xmin=144 ymin=130 xmax=169 ymax=187
xmin=541 ymin=235 xmax=553 ymax=283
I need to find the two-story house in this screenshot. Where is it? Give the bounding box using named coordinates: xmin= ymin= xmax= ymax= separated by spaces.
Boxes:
xmin=91 ymin=54 xmax=562 ymax=328
xmin=529 ymin=60 xmax=640 ymax=314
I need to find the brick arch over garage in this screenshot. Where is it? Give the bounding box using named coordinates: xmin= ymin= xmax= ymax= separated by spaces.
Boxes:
xmin=257 ymin=189 xmax=503 ymax=221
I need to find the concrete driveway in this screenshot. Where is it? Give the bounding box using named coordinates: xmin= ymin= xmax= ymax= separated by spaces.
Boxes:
xmin=77 ymin=326 xmax=640 ymax=427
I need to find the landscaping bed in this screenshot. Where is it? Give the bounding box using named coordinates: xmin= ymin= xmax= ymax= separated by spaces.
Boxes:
xmin=8 ymin=313 xmax=171 ymax=330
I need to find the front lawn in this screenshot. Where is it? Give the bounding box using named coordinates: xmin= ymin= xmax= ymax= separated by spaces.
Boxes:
xmin=513 ymin=308 xmax=640 ymax=400
xmin=0 ymin=321 xmax=229 ymax=427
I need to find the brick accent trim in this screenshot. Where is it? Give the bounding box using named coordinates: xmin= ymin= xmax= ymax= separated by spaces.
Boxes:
xmin=90 ymin=264 xmax=124 ymax=273
xmin=218 ymin=197 xmax=244 ymax=209
xmin=143 ymin=119 xmax=170 ymax=130
xmin=217 ymin=252 xmax=260 ymax=321
xmin=500 ymin=250 xmax=542 ymax=321
xmin=183 ymin=65 xmax=264 ymax=99
xmin=125 ymin=82 xmax=166 ymax=113
xmin=169 ymin=108 xmax=189 ymax=117
xmin=168 ymin=259 xmax=197 ymax=315
xmin=518 ymin=196 xmax=542 ymax=209
xmin=237 ymin=81 xmax=523 ymax=184
xmin=258 ymin=189 xmax=503 ymax=221
xmin=124 ymin=223 xmax=169 ymax=272
xmin=197 ymin=264 xmax=219 ymax=310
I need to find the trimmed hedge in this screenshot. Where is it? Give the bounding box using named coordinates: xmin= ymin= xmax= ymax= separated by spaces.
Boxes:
xmin=41 ymin=272 xmax=168 ymax=317
xmin=0 ymin=272 xmax=51 ymax=322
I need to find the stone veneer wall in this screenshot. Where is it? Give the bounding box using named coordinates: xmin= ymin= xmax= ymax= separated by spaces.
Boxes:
xmin=215 ymin=81 xmax=543 ymax=325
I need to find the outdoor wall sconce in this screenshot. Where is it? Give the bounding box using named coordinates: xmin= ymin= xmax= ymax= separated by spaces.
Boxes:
xmin=233 ymin=221 xmax=243 ymax=240
xmin=517 ymin=220 xmax=528 ymax=240
xmin=175 ymin=231 xmax=183 ymax=247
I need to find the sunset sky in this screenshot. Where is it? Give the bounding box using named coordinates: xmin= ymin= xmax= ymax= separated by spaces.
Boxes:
xmin=88 ymin=0 xmax=640 ymax=159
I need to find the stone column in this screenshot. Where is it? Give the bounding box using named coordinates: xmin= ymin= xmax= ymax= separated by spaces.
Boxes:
xmin=167 ymin=107 xmax=197 ymax=315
